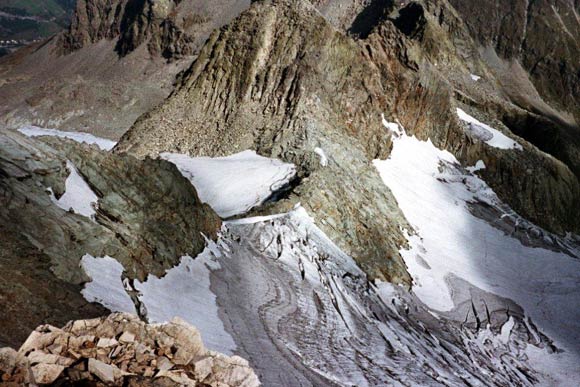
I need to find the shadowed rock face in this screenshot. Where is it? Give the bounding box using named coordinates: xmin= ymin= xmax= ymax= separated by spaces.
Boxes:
xmin=446 ymin=0 xmax=580 ymax=176
xmin=448 ymin=0 xmax=579 ymax=120
xmin=58 ymin=0 xmax=252 ymax=59
xmin=0 ymin=130 xmax=220 ymax=346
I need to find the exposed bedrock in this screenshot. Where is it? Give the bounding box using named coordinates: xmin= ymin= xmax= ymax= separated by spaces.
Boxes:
xmin=116 ymin=0 xmax=579 ymax=286
xmin=0 ymin=130 xmax=220 ymax=346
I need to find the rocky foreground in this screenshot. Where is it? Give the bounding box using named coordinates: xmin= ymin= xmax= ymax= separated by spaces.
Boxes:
xmin=0 ymin=313 xmax=259 ymax=386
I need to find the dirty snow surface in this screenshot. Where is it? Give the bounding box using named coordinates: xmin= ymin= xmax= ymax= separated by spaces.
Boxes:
xmin=17 ymin=126 xmax=117 ymax=151
xmin=162 ymin=150 xmax=296 ymax=217
xmin=374 ymin=121 xmax=580 ymax=384
xmin=51 ymin=161 xmax=98 ymax=218
xmin=456 ymin=108 xmax=523 ymax=150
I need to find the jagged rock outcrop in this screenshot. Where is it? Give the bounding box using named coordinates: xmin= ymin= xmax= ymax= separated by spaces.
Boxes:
xmin=117 ymin=0 xmax=414 ymax=283
xmin=0 ymin=313 xmax=259 ymax=386
xmin=0 ymin=0 xmax=251 ymax=139
xmin=0 ymin=130 xmax=220 ymax=346
xmin=116 ymin=0 xmax=579 ymax=285
xmin=58 ymin=0 xmax=252 ymax=59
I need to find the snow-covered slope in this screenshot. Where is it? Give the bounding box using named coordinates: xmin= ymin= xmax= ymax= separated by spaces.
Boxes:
xmin=17 ymin=126 xmax=117 ymax=151
xmin=50 ymin=161 xmax=99 ymax=218
xmin=456 ymin=108 xmax=523 ymax=150
xmin=162 ymin=151 xmax=296 ymax=218
xmin=374 ymin=120 xmax=580 ymax=384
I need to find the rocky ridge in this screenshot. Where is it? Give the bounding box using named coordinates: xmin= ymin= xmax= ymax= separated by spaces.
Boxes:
xmin=58 ymin=0 xmax=249 ymax=59
xmin=0 ymin=0 xmax=251 ymax=139
xmin=0 ymin=129 xmax=220 ymax=346
xmin=116 ymin=0 xmax=579 ymax=285
xmin=0 ymin=313 xmax=259 ymax=386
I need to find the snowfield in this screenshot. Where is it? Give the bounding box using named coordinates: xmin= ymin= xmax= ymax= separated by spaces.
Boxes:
xmin=17 ymin=126 xmax=117 ymax=151
xmin=134 ymin=247 xmax=237 ymax=355
xmin=374 ymin=120 xmax=580 ymax=382
xmin=456 ymin=108 xmax=523 ymax=150
xmin=81 ymin=255 xmax=136 ymax=315
xmin=162 ymin=150 xmax=296 ymax=218
xmin=80 ymin=249 xmax=236 ymax=355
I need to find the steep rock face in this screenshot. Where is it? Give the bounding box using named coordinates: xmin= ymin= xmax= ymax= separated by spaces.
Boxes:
xmin=448 ymin=0 xmax=579 ymax=120
xmin=0 ymin=130 xmax=220 ymax=345
xmin=116 ymin=0 xmax=578 ymax=286
xmin=58 ymin=0 xmax=251 ymax=59
xmin=445 ymin=0 xmax=580 ymax=176
xmin=117 ymin=0 xmax=414 ymax=283
xmin=0 ymin=313 xmax=259 ymax=386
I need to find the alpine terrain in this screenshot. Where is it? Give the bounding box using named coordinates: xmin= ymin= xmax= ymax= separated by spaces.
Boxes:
xmin=0 ymin=0 xmax=578 ymax=386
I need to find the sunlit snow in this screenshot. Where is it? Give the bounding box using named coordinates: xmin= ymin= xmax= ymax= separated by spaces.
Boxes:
xmin=134 ymin=247 xmax=237 ymax=354
xmin=374 ymin=120 xmax=580 ymax=361
xmin=162 ymin=150 xmax=296 ymax=218
xmin=80 ymin=248 xmax=236 ymax=354
xmin=18 ymin=126 xmax=117 ymax=151
xmin=314 ymin=147 xmax=328 ymax=167
xmin=456 ymin=108 xmax=523 ymax=150
xmin=51 ymin=161 xmax=98 ymax=218
xmin=80 ymin=255 xmax=137 ymax=314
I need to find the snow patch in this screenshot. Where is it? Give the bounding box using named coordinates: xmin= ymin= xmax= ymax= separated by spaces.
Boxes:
xmin=79 ymin=247 xmax=236 ymax=354
xmin=381 ymin=114 xmax=403 ymax=136
xmin=314 ymin=147 xmax=328 ymax=167
xmin=52 ymin=161 xmax=98 ymax=219
xmin=80 ymin=255 xmax=137 ymax=314
xmin=18 ymin=126 xmax=116 ymax=151
xmin=466 ymin=160 xmax=486 ymax=173
xmin=162 ymin=150 xmax=296 ymax=218
xmin=135 ymin=247 xmax=237 ymax=355
xmin=456 ymin=108 xmax=522 ymax=150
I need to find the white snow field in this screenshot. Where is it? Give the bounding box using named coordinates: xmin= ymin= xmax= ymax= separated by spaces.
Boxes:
xmin=374 ymin=120 xmax=580 ymax=383
xmin=17 ymin=126 xmax=117 ymax=151
xmin=80 ymin=255 xmax=137 ymax=315
xmin=134 ymin=246 xmax=237 ymax=355
xmin=456 ymin=108 xmax=523 ymax=150
xmin=162 ymin=150 xmax=296 ymax=217
xmin=80 ymin=248 xmax=236 ymax=354
xmin=51 ymin=161 xmax=98 ymax=218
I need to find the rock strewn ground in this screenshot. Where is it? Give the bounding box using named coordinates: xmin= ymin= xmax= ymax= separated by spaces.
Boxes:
xmin=0 ymin=313 xmax=260 ymax=386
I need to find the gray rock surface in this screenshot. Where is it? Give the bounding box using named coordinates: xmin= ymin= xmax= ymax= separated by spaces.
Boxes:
xmin=116 ymin=0 xmax=579 ymax=287
xmin=0 ymin=129 xmax=220 ymax=346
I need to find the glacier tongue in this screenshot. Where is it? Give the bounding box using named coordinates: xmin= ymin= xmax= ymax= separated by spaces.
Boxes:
xmin=73 ymin=138 xmax=580 ymax=385
xmin=78 ymin=204 xmax=577 ymax=385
